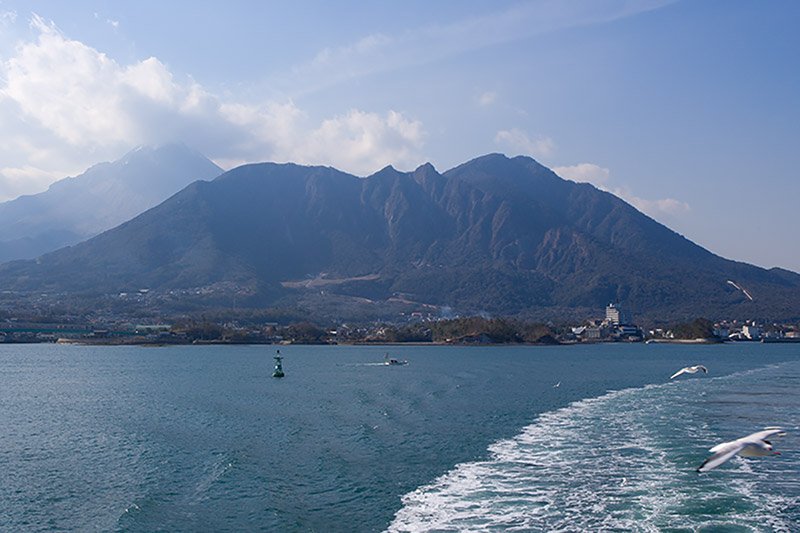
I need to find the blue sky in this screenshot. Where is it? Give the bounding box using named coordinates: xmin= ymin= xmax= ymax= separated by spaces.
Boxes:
xmin=0 ymin=0 xmax=798 ymax=271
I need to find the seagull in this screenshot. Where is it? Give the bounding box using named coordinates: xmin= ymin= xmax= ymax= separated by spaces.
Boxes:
xmin=697 ymin=427 xmax=786 ymax=472
xmin=553 ymin=381 xmax=561 ymax=388
xmin=670 ymin=365 xmax=708 ymax=379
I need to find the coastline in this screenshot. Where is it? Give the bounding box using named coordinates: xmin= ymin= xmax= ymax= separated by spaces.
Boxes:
xmin=47 ymin=337 xmax=731 ymax=347
xmin=644 ymin=338 xmax=725 ymax=344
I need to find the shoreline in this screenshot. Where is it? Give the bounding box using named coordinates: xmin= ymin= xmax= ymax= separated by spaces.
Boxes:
xmin=36 ymin=337 xmax=732 ymax=347
xmin=644 ymin=338 xmax=725 ymax=344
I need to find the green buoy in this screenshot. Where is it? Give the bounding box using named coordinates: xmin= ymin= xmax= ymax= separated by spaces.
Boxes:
xmin=272 ymin=349 xmax=285 ymax=378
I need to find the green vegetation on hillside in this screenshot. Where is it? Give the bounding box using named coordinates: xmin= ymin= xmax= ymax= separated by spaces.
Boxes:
xmin=669 ymin=318 xmax=716 ymax=339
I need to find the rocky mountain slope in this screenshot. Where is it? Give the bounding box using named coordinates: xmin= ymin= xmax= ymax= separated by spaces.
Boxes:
xmin=1 ymin=154 xmax=797 ymax=321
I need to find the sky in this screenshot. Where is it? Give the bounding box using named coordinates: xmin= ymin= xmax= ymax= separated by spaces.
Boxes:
xmin=0 ymin=0 xmax=798 ymax=271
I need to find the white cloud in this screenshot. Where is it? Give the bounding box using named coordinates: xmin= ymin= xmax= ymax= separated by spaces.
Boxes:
xmin=494 ymin=128 xmax=555 ymax=159
xmin=0 ymin=165 xmax=61 ymax=198
xmin=290 ymin=109 xmax=426 ymax=175
xmin=622 ymin=193 xmax=690 ymax=217
xmin=107 ymin=19 xmax=119 ymax=29
xmin=0 ymin=16 xmax=427 ymax=199
xmin=122 ymin=57 xmax=180 ymax=104
xmin=0 ymin=10 xmax=16 ymax=26
xmin=477 ymin=91 xmax=497 ymax=106
xmin=6 ymin=15 xmax=138 ymax=146
xmin=555 ymin=162 xmax=689 ymax=218
xmin=553 ymin=163 xmax=610 ymax=187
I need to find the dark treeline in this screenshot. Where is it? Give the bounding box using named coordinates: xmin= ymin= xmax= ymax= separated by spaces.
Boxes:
xmin=668 ymin=318 xmax=716 ymax=340
xmin=371 ymin=317 xmax=557 ymax=344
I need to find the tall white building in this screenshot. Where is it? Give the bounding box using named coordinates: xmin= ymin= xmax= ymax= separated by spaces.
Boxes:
xmin=606 ymin=303 xmax=621 ymax=325
xmin=605 ymin=303 xmax=632 ymax=325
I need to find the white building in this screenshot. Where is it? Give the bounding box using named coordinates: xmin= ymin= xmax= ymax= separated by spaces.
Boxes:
xmin=606 ymin=303 xmax=623 ymax=325
xmin=605 ymin=304 xmax=620 ymax=325
xmin=742 ymin=324 xmax=762 ymax=340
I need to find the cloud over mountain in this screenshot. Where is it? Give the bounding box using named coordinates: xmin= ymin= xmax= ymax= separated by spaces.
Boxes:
xmin=554 ymin=163 xmax=689 ymax=219
xmin=0 ymin=14 xmax=426 ymax=200
xmin=495 ymin=129 xmax=555 ymax=159
xmin=0 ymin=143 xmax=222 ymax=262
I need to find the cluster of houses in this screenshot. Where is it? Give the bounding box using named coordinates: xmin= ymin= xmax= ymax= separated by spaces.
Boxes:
xmin=568 ymin=304 xmax=799 ymax=343
xmin=709 ymin=320 xmax=797 ymax=342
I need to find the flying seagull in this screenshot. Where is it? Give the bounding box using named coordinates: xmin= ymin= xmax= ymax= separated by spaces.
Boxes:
xmin=697 ymin=427 xmax=786 ymax=472
xmin=670 ymin=365 xmax=708 ymax=379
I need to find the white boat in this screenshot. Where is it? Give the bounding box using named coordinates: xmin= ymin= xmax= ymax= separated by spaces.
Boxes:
xmin=384 ymin=353 xmax=408 ymax=366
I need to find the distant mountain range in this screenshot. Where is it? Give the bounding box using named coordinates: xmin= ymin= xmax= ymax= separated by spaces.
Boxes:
xmin=1 ymin=153 xmax=798 ymax=322
xmin=0 ymin=143 xmax=222 ymax=261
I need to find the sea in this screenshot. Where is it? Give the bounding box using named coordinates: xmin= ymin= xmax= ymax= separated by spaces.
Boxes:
xmin=1 ymin=342 xmax=798 ymax=532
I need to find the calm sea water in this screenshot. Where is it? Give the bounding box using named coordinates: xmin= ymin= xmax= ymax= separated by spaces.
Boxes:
xmin=1 ymin=342 xmax=798 ymax=532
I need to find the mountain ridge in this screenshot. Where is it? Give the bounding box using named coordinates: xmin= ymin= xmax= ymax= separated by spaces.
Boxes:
xmin=0 ymin=153 xmax=798 ymax=322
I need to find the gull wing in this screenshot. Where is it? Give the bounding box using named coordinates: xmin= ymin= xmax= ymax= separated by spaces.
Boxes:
xmin=695 ymin=365 xmax=708 ymax=373
xmin=740 ymin=428 xmax=785 ymax=443
xmin=698 ymin=441 xmax=745 ymax=472
xmin=708 ymin=437 xmax=738 ymax=453
xmin=670 ymin=367 xmax=688 ymax=379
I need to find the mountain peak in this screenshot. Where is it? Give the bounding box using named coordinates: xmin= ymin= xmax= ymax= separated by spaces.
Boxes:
xmin=0 ymin=143 xmax=223 ymax=262
xmin=367 ymin=164 xmax=405 ymax=180
xmin=445 ymin=152 xmax=539 ymax=174
xmin=414 ymin=162 xmax=437 ymax=173
xmin=467 ymin=152 xmax=548 ymax=169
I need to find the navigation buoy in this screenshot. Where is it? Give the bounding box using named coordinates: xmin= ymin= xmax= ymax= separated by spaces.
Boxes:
xmin=272 ymin=349 xmax=285 ymax=378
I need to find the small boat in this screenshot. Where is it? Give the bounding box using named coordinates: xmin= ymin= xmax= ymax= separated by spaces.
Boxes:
xmin=384 ymin=353 xmax=408 ymax=366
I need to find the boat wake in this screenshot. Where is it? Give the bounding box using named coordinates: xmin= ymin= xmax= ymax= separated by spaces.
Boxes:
xmin=388 ymin=363 xmax=800 ymax=532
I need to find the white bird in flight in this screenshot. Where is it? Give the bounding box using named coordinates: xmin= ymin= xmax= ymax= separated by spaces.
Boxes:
xmin=670 ymin=365 xmax=708 ymax=379
xmin=697 ymin=427 xmax=786 ymax=472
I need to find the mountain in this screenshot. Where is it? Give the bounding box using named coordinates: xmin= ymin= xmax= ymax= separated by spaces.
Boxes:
xmin=0 ymin=143 xmax=223 ymax=261
xmin=0 ymin=154 xmax=798 ymax=322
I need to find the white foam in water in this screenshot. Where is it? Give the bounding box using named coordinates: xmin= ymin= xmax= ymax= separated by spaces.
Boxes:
xmin=388 ymin=363 xmax=800 ymax=532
